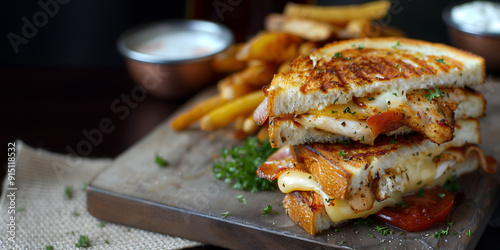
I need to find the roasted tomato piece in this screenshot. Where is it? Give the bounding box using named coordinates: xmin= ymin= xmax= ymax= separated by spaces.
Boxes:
xmin=375 ymin=186 xmax=454 ymax=232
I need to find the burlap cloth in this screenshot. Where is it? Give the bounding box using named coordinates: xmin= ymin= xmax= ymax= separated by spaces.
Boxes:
xmin=0 ymin=140 xmax=203 ymax=249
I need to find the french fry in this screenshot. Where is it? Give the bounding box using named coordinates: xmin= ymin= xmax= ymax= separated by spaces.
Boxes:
xmin=299 ymin=41 xmax=317 ymax=55
xmin=212 ymin=43 xmax=247 ymax=73
xmin=170 ymin=94 xmax=229 ymax=131
xmin=265 ymin=14 xmax=334 ymax=42
xmin=243 ymin=114 xmax=259 ymax=134
xmin=236 ymin=32 xmax=303 ymax=63
xmin=201 ymin=91 xmax=265 ymax=131
xmin=233 ymin=115 xmax=247 ymax=133
xmin=338 ymin=19 xmax=371 ymax=39
xmin=257 ymin=123 xmax=270 ymax=142
xmin=283 ymin=1 xmax=390 ymax=26
xmin=217 ymin=61 xmax=277 ymax=100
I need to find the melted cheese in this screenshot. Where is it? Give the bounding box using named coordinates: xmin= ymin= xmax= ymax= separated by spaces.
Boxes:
xmin=277 ymin=155 xmax=473 ymax=223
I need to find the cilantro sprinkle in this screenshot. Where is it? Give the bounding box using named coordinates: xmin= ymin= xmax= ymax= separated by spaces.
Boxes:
xmin=424 ymin=86 xmax=445 ymax=102
xmin=392 ymin=93 xmax=398 ymax=97
xmin=221 ymin=211 xmax=231 ymax=218
xmin=435 ymin=58 xmax=446 ymax=64
xmin=417 ymin=180 xmax=422 ymax=185
xmin=263 ymin=204 xmax=273 ymax=214
xmin=46 ymin=246 xmax=53 ymax=250
xmin=417 ymin=188 xmax=425 ymax=197
xmin=395 ymin=201 xmax=408 ymax=208
xmin=368 ymin=97 xmax=375 ymax=101
xmin=81 ymin=182 xmax=87 ymax=191
xmin=235 ymin=195 xmax=247 ymax=204
xmin=438 ymin=193 xmax=446 ymax=198
xmin=392 ymin=40 xmax=401 ymax=48
xmin=333 ymin=52 xmax=342 ymax=59
xmin=433 ymin=226 xmax=449 ymax=238
xmin=65 ymin=186 xmax=72 ymax=200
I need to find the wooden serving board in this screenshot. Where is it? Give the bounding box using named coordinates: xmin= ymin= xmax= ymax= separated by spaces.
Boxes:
xmin=87 ymin=81 xmax=500 ymax=249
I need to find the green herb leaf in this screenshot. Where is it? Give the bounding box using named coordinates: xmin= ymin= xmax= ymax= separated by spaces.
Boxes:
xmin=417 ymin=188 xmax=425 ymax=197
xmin=375 ymin=225 xmax=393 ymax=236
xmin=65 ymin=186 xmax=72 ymax=200
xmin=98 ymin=221 xmax=105 ymax=228
xmin=339 ymin=150 xmax=348 ymax=157
xmin=105 ymin=240 xmax=109 ymax=244
xmin=73 ymin=211 xmax=80 ymax=217
xmin=392 ymin=40 xmax=401 ymax=48
xmin=325 ymin=198 xmax=334 ymax=203
xmin=417 ymin=180 xmax=422 ymax=185
xmin=46 ymin=246 xmax=53 ymax=250
xmin=465 ymin=229 xmax=472 ymax=236
xmin=331 ymin=110 xmax=337 ymax=114
xmin=357 ymin=44 xmax=364 ymax=50
xmin=263 ymin=204 xmax=273 ymax=214
xmin=81 ymin=182 xmax=87 ymax=191
xmin=212 ymin=137 xmax=277 ymax=193
xmin=433 ymin=226 xmax=449 ymax=238
xmin=435 ymin=58 xmax=445 ymax=64
xmin=368 ymin=97 xmax=375 ymax=101
xmin=333 ymin=97 xmax=339 ymax=104
xmin=438 ymin=193 xmax=446 ymax=198
xmin=333 ymin=52 xmax=342 ymax=59
xmin=340 ymin=240 xmax=344 ymax=244
xmin=155 ymin=154 xmax=168 ymax=167
xmin=221 ymin=211 xmax=231 ymax=218
xmin=354 ymin=217 xmax=373 ymax=227
xmin=366 ymin=233 xmax=375 ymax=238
xmin=448 ymin=221 xmax=454 ymax=227
xmin=75 ymin=235 xmax=90 ymax=248
xmin=392 ymin=93 xmax=398 ymax=97
xmin=443 ymin=175 xmax=461 ymax=192
xmin=235 ymin=195 xmax=247 ymax=204
xmin=343 ymin=107 xmax=356 ymax=115
xmin=424 ymin=86 xmax=445 ymax=102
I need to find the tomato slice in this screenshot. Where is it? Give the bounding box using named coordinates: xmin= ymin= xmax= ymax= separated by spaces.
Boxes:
xmin=375 ymin=186 xmax=454 ymax=232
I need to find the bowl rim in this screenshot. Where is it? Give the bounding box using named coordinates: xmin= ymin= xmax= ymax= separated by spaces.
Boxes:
xmin=442 ymin=1 xmax=500 ymax=38
xmin=117 ymin=19 xmax=234 ymax=64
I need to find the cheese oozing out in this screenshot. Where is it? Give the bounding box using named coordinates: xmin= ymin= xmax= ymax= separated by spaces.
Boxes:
xmin=276 ymin=154 xmax=477 ymax=223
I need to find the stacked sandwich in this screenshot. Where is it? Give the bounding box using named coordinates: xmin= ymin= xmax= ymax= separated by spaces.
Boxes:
xmin=254 ymin=37 xmax=496 ymax=235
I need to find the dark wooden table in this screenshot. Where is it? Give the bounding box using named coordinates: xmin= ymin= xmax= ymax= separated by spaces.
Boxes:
xmin=1 ymin=68 xmax=499 ymax=249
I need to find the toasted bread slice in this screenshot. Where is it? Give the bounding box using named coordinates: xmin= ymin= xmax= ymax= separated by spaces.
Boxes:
xmin=267 ymin=37 xmax=485 ymax=117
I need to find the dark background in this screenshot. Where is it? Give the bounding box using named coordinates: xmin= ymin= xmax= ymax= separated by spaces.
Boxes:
xmin=1 ymin=0 xmax=499 ymax=248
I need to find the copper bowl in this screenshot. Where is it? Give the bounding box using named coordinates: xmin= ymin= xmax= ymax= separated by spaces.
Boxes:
xmin=118 ymin=20 xmax=233 ymax=99
xmin=443 ymin=3 xmax=500 ymax=72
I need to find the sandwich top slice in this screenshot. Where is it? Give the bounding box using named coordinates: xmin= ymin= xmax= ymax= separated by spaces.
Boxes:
xmin=253 ymin=37 xmax=486 ymax=148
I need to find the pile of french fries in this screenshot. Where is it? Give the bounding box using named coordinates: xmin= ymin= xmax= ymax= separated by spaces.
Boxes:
xmin=170 ymin=0 xmax=403 ymax=138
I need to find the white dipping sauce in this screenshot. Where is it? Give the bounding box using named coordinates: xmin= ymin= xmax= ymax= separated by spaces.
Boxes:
xmin=134 ymin=30 xmax=226 ymax=60
xmin=451 ymin=1 xmax=500 ymax=33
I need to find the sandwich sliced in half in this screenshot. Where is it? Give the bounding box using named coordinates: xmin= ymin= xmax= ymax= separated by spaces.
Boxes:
xmin=254 ymin=37 xmax=497 ymax=235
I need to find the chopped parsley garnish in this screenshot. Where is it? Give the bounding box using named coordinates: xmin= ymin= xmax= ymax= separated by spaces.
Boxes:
xmin=426 ymin=107 xmax=430 ymax=111
xmin=333 ymin=97 xmax=339 ymax=104
xmin=395 ymin=201 xmax=408 ymax=208
xmin=331 ymin=110 xmax=337 ymax=114
xmin=221 ymin=211 xmax=231 ymax=218
xmin=448 ymin=221 xmax=454 ymax=227
xmin=375 ymin=226 xmax=394 ymax=236
xmin=325 ymin=198 xmax=334 ymax=203
xmin=155 ymin=154 xmax=168 ymax=167
xmin=46 ymin=246 xmax=53 ymax=250
xmin=73 ymin=211 xmax=80 ymax=217
xmin=466 ymin=229 xmax=472 ymax=236
xmin=105 ymin=240 xmax=109 ymax=244
xmin=334 ymin=228 xmax=341 ymax=232
xmin=433 ymin=227 xmax=449 ymax=238
xmin=443 ymin=174 xmax=460 ymax=192
xmin=235 ymin=195 xmax=247 ymax=204
xmin=392 ymin=40 xmax=401 ymax=48
xmin=81 ymin=182 xmax=87 ymax=191
xmin=317 ymin=68 xmax=324 ymax=72
xmin=424 ymin=86 xmax=445 ymax=102
xmin=354 ymin=217 xmax=373 ymax=227
xmin=213 ymin=137 xmax=277 ymax=192
xmin=366 ymin=233 xmax=375 ymax=238
xmin=357 ymin=44 xmax=364 ymax=50
xmin=333 ymin=52 xmax=342 ymax=59
xmin=368 ymin=97 xmax=375 ymax=101
xmin=98 ymin=221 xmax=105 ymax=228
xmin=399 ymin=232 xmax=403 ymax=236
xmin=438 ymin=193 xmax=446 ymax=198
xmin=65 ymin=186 xmax=72 ymax=199
xmin=417 ymin=188 xmax=425 ymax=197
xmin=75 ymin=235 xmax=90 ymax=248
xmin=362 ymin=135 xmax=365 ymax=142
xmin=435 ymin=58 xmax=445 ymax=64
xmin=343 ymin=107 xmax=356 ymax=115
xmin=417 ymin=180 xmax=422 ymax=185
xmin=308 ymin=175 xmax=312 ymax=179
xmin=344 ymin=56 xmax=351 ymax=60
xmin=392 ymin=93 xmax=398 ymax=97
xmin=263 ymin=204 xmax=273 ymax=214
xmin=395 ymin=64 xmax=399 ymax=68
xmin=340 ymin=240 xmax=344 ymax=244
xmin=339 ymin=150 xmax=348 ymax=158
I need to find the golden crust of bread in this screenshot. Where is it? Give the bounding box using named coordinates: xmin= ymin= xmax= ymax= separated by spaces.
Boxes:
xmin=267 ymin=37 xmax=485 ymax=116
xmin=283 ymin=191 xmax=330 ymax=236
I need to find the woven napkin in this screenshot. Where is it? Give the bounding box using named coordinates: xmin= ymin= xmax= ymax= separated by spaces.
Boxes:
xmin=0 ymin=140 xmax=202 ymax=249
